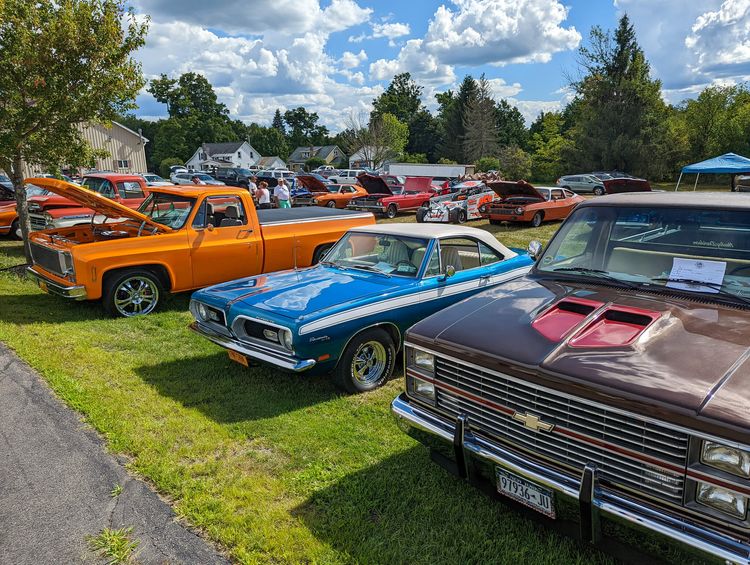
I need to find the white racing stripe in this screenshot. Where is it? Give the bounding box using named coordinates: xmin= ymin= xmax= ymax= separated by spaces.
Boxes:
xmin=298 ymin=266 xmax=531 ymax=335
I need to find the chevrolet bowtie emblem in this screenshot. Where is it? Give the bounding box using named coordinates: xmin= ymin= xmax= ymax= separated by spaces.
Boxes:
xmin=513 ymin=412 xmax=554 ymax=432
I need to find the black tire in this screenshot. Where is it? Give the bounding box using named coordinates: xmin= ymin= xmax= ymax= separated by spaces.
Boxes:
xmin=457 ymin=209 xmax=467 ymax=224
xmin=326 ymin=200 xmax=336 ymax=208
xmin=334 ymin=328 xmax=396 ymax=393
xmin=312 ymin=244 xmax=333 ymax=264
xmin=415 ymin=208 xmax=426 ymax=223
xmin=385 ymin=204 xmax=398 ymax=219
xmin=103 ymin=268 xmax=163 ymax=318
xmin=593 ymin=186 xmax=605 ymax=196
xmin=10 ymin=219 xmax=22 ymax=240
xmin=489 ymin=219 xmax=502 ymax=226
xmin=530 ymin=212 xmax=543 ymax=228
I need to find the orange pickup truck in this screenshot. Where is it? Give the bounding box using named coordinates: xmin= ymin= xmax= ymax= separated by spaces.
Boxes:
xmin=25 ymin=178 xmax=375 ymax=317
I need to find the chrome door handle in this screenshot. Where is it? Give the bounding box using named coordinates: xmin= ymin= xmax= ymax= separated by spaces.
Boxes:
xmin=238 ymin=228 xmax=254 ymax=236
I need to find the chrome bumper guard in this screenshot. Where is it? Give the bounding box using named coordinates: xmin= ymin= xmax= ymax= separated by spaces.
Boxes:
xmin=391 ymin=393 xmax=750 ymax=565
xmin=26 ymin=267 xmax=87 ymax=300
xmin=189 ymin=321 xmax=316 ymax=372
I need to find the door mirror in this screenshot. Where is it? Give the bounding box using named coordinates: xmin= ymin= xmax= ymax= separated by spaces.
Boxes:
xmin=440 ymin=264 xmax=456 ymax=280
xmin=528 ymin=240 xmax=543 ymax=260
xmin=206 ymin=223 xmax=215 ymax=232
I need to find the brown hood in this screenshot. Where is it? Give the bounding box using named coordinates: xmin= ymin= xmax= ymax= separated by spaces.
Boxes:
xmin=356 ymin=173 xmax=393 ymax=195
xmin=487 ymin=180 xmax=544 ymax=199
xmin=408 ymin=277 xmax=750 ymax=441
xmin=25 ymin=178 xmax=171 ymax=233
xmin=295 ymin=174 xmax=328 ymax=193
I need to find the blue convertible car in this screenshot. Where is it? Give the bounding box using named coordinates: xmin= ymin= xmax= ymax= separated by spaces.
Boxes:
xmin=189 ymin=224 xmax=533 ymax=392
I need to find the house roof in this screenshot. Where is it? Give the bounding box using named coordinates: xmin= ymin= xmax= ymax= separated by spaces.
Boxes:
xmin=258 ymin=156 xmax=284 ymax=167
xmin=112 ymin=121 xmax=150 ymax=143
xmin=202 ymin=142 xmax=245 ymax=155
xmin=288 ymin=145 xmax=342 ymax=162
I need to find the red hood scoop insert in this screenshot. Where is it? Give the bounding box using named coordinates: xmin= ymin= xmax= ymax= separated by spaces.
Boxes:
xmin=568 ymin=306 xmax=661 ymax=348
xmin=532 ymin=297 xmax=603 ymax=342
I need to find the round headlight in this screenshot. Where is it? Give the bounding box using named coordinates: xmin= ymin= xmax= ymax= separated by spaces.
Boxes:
xmin=515 ymin=207 xmax=524 ymax=214
xmin=312 ymin=198 xmax=319 ymax=204
xmin=197 ymin=303 xmax=208 ymax=321
xmin=280 ymin=329 xmax=293 ymax=350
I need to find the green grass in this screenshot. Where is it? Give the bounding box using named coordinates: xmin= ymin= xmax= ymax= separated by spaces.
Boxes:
xmin=88 ymin=527 xmax=139 ymax=564
xmin=0 ymin=215 xmax=666 ymax=564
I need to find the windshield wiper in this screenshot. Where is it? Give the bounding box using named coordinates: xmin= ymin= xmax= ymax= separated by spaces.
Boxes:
xmin=349 ymin=264 xmax=392 ymax=277
xmin=319 ymin=260 xmax=349 ymax=271
xmin=648 ymin=277 xmax=750 ymax=307
xmin=551 ymin=267 xmax=639 ymax=289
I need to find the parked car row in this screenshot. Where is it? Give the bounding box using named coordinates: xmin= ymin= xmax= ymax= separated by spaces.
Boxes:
xmin=9 ymin=175 xmax=750 ymax=564
xmin=557 ymin=172 xmax=650 ymax=195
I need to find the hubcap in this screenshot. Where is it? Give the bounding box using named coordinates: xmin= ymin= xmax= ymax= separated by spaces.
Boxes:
xmin=352 ymin=340 xmax=387 ymax=385
xmin=114 ymin=276 xmax=158 ymax=316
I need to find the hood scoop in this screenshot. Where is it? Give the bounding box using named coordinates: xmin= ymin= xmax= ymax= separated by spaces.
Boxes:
xmin=533 ymin=297 xmax=662 ymax=347
xmin=532 ymin=297 xmax=603 ymax=342
xmin=568 ymin=306 xmax=661 ymax=348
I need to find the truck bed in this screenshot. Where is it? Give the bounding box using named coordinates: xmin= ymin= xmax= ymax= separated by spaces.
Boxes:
xmin=257 ymin=206 xmax=373 ymax=226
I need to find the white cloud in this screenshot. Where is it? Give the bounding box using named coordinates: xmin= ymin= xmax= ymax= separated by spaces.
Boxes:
xmin=339 ymin=49 xmax=368 ymax=69
xmin=685 ymin=0 xmax=750 ymax=77
xmin=369 ymin=39 xmax=456 ymax=85
xmin=487 ymin=78 xmax=523 ymax=98
xmin=372 ymin=21 xmax=411 ymax=45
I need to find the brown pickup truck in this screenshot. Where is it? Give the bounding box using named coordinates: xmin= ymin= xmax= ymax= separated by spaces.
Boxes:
xmin=25 ymin=178 xmax=375 ymax=317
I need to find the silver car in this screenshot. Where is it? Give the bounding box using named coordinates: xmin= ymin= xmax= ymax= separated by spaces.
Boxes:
xmin=556 ymin=174 xmax=605 ymax=195
xmin=171 ymin=172 xmax=225 ymax=185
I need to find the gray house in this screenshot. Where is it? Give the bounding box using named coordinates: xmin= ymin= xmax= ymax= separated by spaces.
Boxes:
xmin=287 ymin=145 xmax=345 ymax=171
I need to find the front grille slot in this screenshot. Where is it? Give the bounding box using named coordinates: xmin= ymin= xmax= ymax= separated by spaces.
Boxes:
xmin=30 ymin=215 xmax=47 ymax=231
xmin=29 ymin=241 xmax=69 ymax=278
xmin=434 ymin=358 xmax=688 ymax=504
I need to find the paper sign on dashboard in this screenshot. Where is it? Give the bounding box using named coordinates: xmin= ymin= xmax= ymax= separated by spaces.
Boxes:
xmin=667 ymin=257 xmax=726 ymax=293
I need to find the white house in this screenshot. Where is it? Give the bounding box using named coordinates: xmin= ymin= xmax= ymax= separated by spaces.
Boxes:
xmin=186 ymin=141 xmax=261 ymax=171
xmin=257 ymin=156 xmax=287 ymax=169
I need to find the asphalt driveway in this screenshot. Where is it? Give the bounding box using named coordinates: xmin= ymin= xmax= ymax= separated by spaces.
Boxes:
xmin=0 ymin=343 xmax=227 ymax=564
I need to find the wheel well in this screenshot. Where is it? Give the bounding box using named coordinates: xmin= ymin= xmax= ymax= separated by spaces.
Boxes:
xmin=102 ymin=264 xmax=172 ymax=291
xmin=338 ymin=323 xmax=402 ymax=359
xmin=312 ymin=242 xmax=334 ymax=263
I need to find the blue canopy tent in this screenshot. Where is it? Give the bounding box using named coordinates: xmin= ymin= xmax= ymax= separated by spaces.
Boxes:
xmin=676 ymin=152 xmax=750 ymax=190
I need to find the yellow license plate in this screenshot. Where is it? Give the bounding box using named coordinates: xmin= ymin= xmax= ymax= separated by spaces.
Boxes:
xmin=228 ymin=350 xmax=249 ymax=367
xmin=38 ymin=280 xmax=49 ymax=293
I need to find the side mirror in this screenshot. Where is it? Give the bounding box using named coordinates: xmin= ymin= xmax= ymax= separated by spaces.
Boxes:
xmin=206 ymin=223 xmax=215 ymax=232
xmin=528 ymin=240 xmax=543 ymax=260
xmin=440 ymin=265 xmax=456 ymax=280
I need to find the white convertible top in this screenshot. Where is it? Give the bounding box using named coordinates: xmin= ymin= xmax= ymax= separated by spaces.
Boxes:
xmin=348 ymin=223 xmax=517 ymax=259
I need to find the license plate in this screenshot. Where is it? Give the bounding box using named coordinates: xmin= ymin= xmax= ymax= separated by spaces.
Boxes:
xmin=496 ymin=468 xmax=556 ymax=518
xmin=38 ymin=280 xmax=49 ymax=293
xmin=228 ymin=349 xmax=249 ymax=367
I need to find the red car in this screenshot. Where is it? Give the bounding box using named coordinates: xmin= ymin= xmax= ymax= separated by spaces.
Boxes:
xmin=347 ymin=174 xmax=443 ymax=218
xmin=28 ymin=173 xmax=152 ymax=231
xmin=480 ymin=181 xmax=585 ymax=227
xmin=602 ymin=177 xmax=652 ymax=194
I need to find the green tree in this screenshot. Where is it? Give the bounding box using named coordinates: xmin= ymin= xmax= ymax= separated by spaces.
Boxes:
xmin=283 ymin=107 xmax=329 ymax=150
xmin=151 ymin=118 xmax=191 ymax=165
xmin=406 ymin=109 xmax=440 ymax=162
xmin=463 ymin=74 xmax=500 ymax=162
xmin=304 ymin=157 xmax=326 ymax=171
xmin=401 ymin=153 xmax=428 ymax=163
xmin=159 ymin=157 xmax=183 ymax=178
xmin=475 ymin=156 xmax=500 ymax=173
xmin=495 ymin=100 xmax=528 ymax=148
xmin=148 ymin=72 xmax=228 ymax=118
xmin=497 ymin=145 xmax=532 ymax=179
xmin=271 ymin=108 xmax=286 ymax=136
xmin=528 ymin=112 xmax=570 ymax=181
xmin=247 ymin=123 xmax=289 ymax=159
xmin=0 ymin=0 xmax=148 ymax=259
xmin=371 ymin=72 xmax=423 ymax=125
xmin=567 ymin=14 xmax=669 ymax=178
xmin=437 ymin=76 xmax=477 ymax=163
xmin=340 ymin=112 xmax=407 ymax=169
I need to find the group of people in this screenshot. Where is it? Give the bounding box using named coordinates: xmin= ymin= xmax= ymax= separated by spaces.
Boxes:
xmin=245 ymin=177 xmax=291 ymax=209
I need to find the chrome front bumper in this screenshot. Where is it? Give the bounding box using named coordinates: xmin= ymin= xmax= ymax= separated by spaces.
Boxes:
xmin=189 ymin=321 xmax=316 ymax=372
xmin=26 ymin=267 xmax=87 ymax=300
xmin=347 ymin=205 xmax=386 ymax=213
xmin=392 ymin=393 xmax=750 ymax=565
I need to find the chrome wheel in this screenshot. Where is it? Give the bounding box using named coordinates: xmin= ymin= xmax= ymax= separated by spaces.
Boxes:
xmin=113 ymin=276 xmax=159 ymax=317
xmin=351 ymin=340 xmax=387 ymax=385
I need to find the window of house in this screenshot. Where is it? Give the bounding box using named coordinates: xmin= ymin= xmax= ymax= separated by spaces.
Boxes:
xmin=237 ymin=151 xmax=242 ymax=158
xmin=116 ymin=159 xmax=129 ymax=169
xmin=250 ymin=151 xmax=254 ymax=158
xmin=116 ymin=181 xmax=144 ymax=199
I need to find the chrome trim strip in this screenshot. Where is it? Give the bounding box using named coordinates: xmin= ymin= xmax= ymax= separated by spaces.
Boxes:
xmin=26 ymin=267 xmax=87 ymax=300
xmin=259 ymin=212 xmax=373 ymax=227
xmin=405 ymin=341 xmax=750 ymax=452
xmin=189 ymin=321 xmax=315 ymax=372
xmin=392 ymin=394 xmax=750 ymax=565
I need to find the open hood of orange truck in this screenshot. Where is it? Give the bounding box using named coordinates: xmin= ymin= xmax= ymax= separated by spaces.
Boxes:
xmin=25 ymin=177 xmax=172 ymax=233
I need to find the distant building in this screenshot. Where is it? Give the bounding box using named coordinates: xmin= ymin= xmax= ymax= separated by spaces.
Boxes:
xmin=185 ymin=141 xmax=261 ymax=171
xmin=287 ymin=145 xmax=345 ymax=171
xmin=348 ymin=146 xmax=390 ymax=169
xmin=257 ymin=156 xmax=286 ymax=169
xmin=21 ymin=121 xmax=148 ymax=177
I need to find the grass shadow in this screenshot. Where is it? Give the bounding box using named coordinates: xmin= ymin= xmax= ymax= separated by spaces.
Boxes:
xmin=135 ymin=351 xmax=339 ymax=423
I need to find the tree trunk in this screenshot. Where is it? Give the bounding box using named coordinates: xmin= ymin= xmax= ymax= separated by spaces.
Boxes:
xmin=11 ymin=153 xmax=32 ymax=264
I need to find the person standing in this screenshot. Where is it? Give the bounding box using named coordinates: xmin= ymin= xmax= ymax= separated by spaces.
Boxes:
xmin=248 ymin=176 xmax=258 ymax=195
xmin=274 ymin=178 xmax=291 ymax=208
xmin=256 ymin=181 xmax=271 ymax=209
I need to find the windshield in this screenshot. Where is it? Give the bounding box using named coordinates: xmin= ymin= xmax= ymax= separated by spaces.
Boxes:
xmin=323 ymin=232 xmax=430 ymax=277
xmin=537 ymin=205 xmax=750 ymax=301
xmin=235 ymin=169 xmax=252 ymax=175
xmin=137 ymin=193 xmax=196 ymax=229
xmin=192 ymin=174 xmax=213 ymax=181
xmin=25 ymin=184 xmax=50 ymax=197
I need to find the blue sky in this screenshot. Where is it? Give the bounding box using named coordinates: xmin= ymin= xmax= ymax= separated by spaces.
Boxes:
xmin=130 ymin=0 xmax=750 ymax=130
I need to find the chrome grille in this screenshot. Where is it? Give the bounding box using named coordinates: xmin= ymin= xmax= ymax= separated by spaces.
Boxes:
xmin=434 ymin=357 xmax=688 ymax=504
xmin=29 ymin=241 xmax=70 ymax=278
xmin=30 ymin=214 xmax=48 ymax=231
xmin=294 ymin=198 xmax=316 ymax=206
xmin=488 ymin=207 xmax=514 ymax=215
